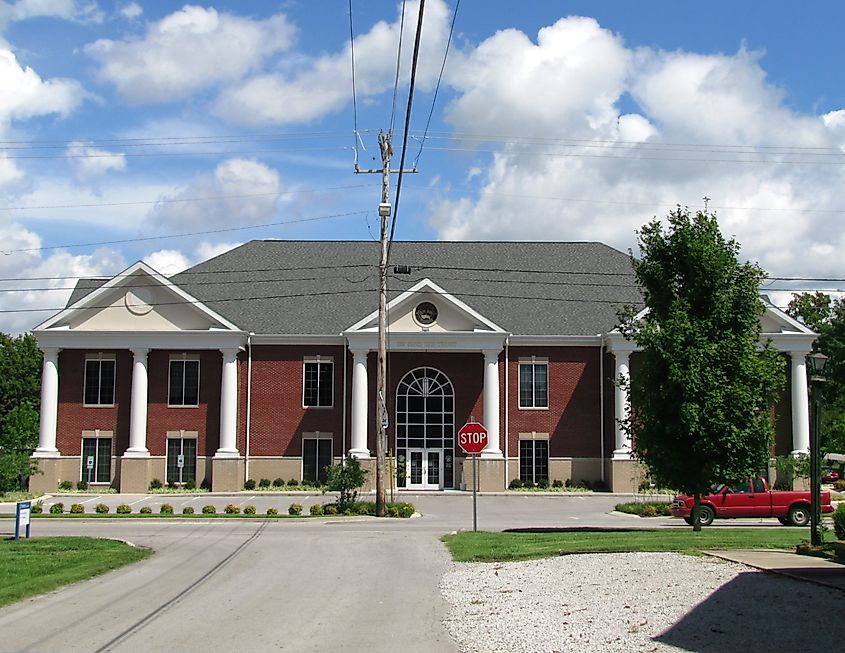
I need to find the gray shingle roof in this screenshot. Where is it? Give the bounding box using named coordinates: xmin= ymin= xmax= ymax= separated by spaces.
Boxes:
xmin=169 ymin=240 xmax=641 ymax=336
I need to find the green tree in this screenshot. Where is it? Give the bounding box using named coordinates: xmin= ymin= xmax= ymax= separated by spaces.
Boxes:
xmin=786 ymin=291 xmax=831 ymax=334
xmin=0 ymin=334 xmax=42 ymax=492
xmin=620 ymin=208 xmax=785 ymax=530
xmin=324 ymin=455 xmax=369 ymax=512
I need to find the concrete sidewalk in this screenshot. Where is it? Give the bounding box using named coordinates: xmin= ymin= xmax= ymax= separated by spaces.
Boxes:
xmin=706 ymin=549 xmax=845 ymax=592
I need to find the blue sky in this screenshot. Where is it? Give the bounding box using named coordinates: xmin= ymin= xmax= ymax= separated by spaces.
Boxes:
xmin=1 ymin=0 xmax=844 ymax=332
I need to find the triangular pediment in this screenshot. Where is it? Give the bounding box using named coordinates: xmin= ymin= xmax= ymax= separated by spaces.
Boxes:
xmin=345 ymin=278 xmax=504 ymax=334
xmin=759 ymin=296 xmax=815 ymax=335
xmin=34 ymin=261 xmax=240 ymax=333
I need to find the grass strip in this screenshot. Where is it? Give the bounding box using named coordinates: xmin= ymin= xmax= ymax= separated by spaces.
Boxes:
xmin=442 ymin=528 xmax=830 ymax=562
xmin=0 ymin=537 xmax=152 ymax=608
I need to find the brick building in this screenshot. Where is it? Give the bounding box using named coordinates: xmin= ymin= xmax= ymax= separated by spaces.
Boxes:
xmin=30 ymin=240 xmax=816 ymax=493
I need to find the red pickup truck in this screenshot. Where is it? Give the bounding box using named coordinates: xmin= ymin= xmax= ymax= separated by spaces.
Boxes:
xmin=671 ymin=478 xmax=834 ymax=526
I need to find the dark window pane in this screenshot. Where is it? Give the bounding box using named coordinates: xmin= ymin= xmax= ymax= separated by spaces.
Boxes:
xmin=183 ymin=361 xmax=199 ymax=405
xmin=81 ymin=438 xmax=96 ymax=481
xmin=317 ymin=439 xmax=332 ymax=483
xmin=519 ymin=440 xmax=533 ymax=482
xmin=535 ymin=440 xmax=549 ymax=483
xmin=534 ymin=364 xmax=548 ymax=408
xmin=182 ymin=439 xmax=197 ymax=482
xmin=84 ymin=360 xmax=100 ymax=404
xmin=169 ymin=361 xmax=184 ymax=405
xmin=519 ymin=364 xmax=534 ymax=407
xmin=166 ymin=439 xmax=180 ymax=484
xmin=303 ymin=439 xmax=317 ymax=482
xmin=318 ymin=363 xmax=333 ymax=406
xmin=99 ymin=360 xmax=115 ymax=404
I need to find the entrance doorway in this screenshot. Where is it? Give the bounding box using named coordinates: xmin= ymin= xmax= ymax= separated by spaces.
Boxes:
xmin=396 ymin=367 xmax=454 ymax=490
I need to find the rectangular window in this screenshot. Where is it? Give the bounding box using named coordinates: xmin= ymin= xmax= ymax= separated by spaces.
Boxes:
xmin=302 ymin=436 xmax=333 ymax=483
xmin=166 ymin=435 xmax=197 ymax=486
xmin=519 ymin=438 xmax=549 ymax=485
xmin=169 ymin=358 xmax=200 ymax=407
xmin=519 ymin=359 xmax=548 ymax=409
xmin=84 ymin=355 xmax=115 ymax=406
xmin=81 ymin=436 xmax=112 ymax=483
xmin=303 ymin=358 xmax=333 ymax=407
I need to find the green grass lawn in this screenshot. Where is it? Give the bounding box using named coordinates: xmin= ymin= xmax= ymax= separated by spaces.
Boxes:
xmin=0 ymin=537 xmax=152 ymax=608
xmin=442 ymin=528 xmax=831 ymax=562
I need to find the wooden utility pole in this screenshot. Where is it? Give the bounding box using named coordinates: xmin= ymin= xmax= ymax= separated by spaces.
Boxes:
xmin=356 ymin=130 xmax=415 ymax=517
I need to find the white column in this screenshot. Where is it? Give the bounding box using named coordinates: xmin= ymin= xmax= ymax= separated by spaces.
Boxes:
xmin=35 ymin=347 xmax=60 ymax=457
xmin=349 ymin=349 xmax=370 ymax=458
xmin=125 ymin=347 xmax=150 ymax=457
xmin=790 ymin=351 xmax=810 ymax=454
xmin=481 ymin=349 xmax=503 ymax=458
xmin=612 ymin=350 xmax=632 ymax=458
xmin=216 ymin=348 xmax=240 ymax=457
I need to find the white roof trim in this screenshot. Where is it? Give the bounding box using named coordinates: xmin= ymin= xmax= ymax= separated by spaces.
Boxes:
xmin=33 ymin=260 xmax=242 ymax=332
xmin=345 ymin=278 xmax=506 ymax=333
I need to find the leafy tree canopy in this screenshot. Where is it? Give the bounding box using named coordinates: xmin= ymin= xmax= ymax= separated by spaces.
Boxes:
xmin=620 ymin=208 xmax=785 ymax=500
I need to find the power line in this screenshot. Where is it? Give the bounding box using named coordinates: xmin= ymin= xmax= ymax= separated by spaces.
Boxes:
xmin=413 ymin=0 xmax=460 ymax=168
xmin=389 ymin=0 xmax=408 ymax=134
xmin=348 ymin=0 xmax=360 ymax=158
xmin=1 ymin=145 xmax=349 ymax=161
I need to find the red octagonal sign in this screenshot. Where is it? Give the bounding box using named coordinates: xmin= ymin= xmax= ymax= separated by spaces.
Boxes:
xmin=458 ymin=421 xmax=488 ymax=454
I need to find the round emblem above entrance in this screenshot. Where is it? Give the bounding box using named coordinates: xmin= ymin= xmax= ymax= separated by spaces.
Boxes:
xmin=414 ymin=301 xmax=438 ymax=326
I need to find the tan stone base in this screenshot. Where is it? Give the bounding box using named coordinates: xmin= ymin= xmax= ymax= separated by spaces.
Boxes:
xmin=120 ymin=457 xmax=152 ymax=493
xmin=211 ymin=457 xmax=244 ymax=492
xmin=29 ymin=457 xmax=60 ymax=493
xmin=357 ymin=458 xmax=378 ymax=493
xmin=607 ymin=458 xmax=644 ymax=493
xmin=461 ymin=457 xmax=506 ymax=492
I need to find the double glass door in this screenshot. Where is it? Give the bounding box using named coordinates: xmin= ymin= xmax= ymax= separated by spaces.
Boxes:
xmin=406 ymin=448 xmax=441 ymax=490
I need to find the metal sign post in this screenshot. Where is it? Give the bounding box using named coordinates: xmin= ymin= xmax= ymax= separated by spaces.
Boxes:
xmin=472 ymin=454 xmax=478 ymax=532
xmin=15 ymin=501 xmax=31 ymax=540
xmin=458 ymin=418 xmax=488 ymax=534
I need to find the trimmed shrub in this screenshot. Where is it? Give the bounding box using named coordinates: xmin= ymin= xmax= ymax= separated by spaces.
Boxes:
xmin=287 ymin=479 xmax=299 ymax=488
xmin=552 ymin=479 xmax=564 ymax=488
xmin=202 ymin=505 xmax=216 ymax=514
xmin=224 ymin=504 xmax=241 ymax=514
xmin=537 ymin=479 xmax=549 ymax=489
xmin=49 ymin=502 xmax=64 ymax=514
xmin=184 ymin=478 xmax=196 ymax=490
xmin=354 ymin=501 xmax=375 ymax=515
xmin=323 ymin=504 xmax=338 ymax=515
xmin=300 ymin=479 xmax=312 ymax=488
xmin=149 ymin=478 xmax=163 ymax=490
xmin=76 ymin=480 xmax=88 ymax=491
xmin=508 ymin=478 xmax=524 ymax=490
xmin=834 ymin=479 xmax=845 ymax=492
xmin=386 ymin=502 xmax=416 ymax=518
xmin=288 ymin=503 xmax=303 ymax=516
xmin=272 ymin=477 xmax=285 ymax=488
xmin=31 ymin=501 xmax=43 ymax=514
xmin=116 ymin=504 xmax=131 ymax=514
xmin=833 ymin=504 xmax=845 ymax=540
xmin=139 ymin=506 xmax=152 ymax=514
xmin=310 ymin=503 xmax=324 ymax=516
xmin=58 ymin=480 xmax=72 ymax=491
xmin=244 ymin=479 xmax=256 ymax=490
xmin=160 ymin=503 xmax=174 ymax=515
xmin=615 ymin=501 xmax=672 ymax=517
xmin=182 ymin=506 xmax=195 ymax=515
xmin=258 ymin=478 xmax=271 ymax=489
xmin=243 ymin=505 xmax=256 ymax=515
xmin=95 ymin=503 xmax=109 ymax=514
xmin=70 ymin=503 xmax=84 ymax=514
xmin=266 ymin=507 xmax=279 ymax=516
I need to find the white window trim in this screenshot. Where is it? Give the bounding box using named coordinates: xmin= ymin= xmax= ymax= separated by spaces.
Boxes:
xmin=79 ymin=429 xmax=114 ymax=484
xmin=167 ymin=354 xmax=201 ymax=408
xmin=83 ymin=353 xmax=116 ymax=408
xmin=301 ymin=432 xmax=333 ymax=481
xmin=518 ymin=356 xmax=549 ymax=410
xmin=302 ymin=356 xmax=334 ymax=409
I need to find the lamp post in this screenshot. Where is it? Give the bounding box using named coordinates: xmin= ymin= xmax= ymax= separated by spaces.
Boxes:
xmin=809 ymin=352 xmax=828 ymax=547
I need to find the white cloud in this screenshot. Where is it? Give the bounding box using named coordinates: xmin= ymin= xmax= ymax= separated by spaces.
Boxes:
xmin=119 ymin=2 xmax=141 ymax=20
xmin=2 ymin=0 xmax=103 ymax=24
xmin=213 ymin=0 xmax=457 ymax=125
xmin=195 ymin=240 xmax=240 ymax=262
xmin=0 ymin=48 xmax=86 ymax=122
xmin=0 ymin=153 xmax=23 ymax=187
xmin=143 ymin=248 xmax=189 ymax=276
xmin=427 ymin=16 xmax=845 ymax=283
xmin=0 ymin=219 xmax=124 ymax=334
xmin=84 ymin=5 xmax=296 ymax=103
xmin=66 ymin=141 xmax=127 ymax=180
xmin=148 ymin=158 xmax=283 ymax=230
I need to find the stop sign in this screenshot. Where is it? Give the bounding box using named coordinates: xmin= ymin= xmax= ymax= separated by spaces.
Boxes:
xmin=458 ymin=421 xmax=488 ymax=454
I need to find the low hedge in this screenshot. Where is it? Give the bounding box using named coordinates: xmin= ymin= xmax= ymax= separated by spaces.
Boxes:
xmin=615 ymin=501 xmax=673 ymax=517
xmin=833 ymin=504 xmax=845 ymax=540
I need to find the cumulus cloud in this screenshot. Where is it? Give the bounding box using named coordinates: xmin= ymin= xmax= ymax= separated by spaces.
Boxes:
xmin=1 ymin=0 xmax=103 ymax=25
xmin=195 ymin=240 xmax=240 ymax=261
xmin=0 ymin=219 xmax=124 ymax=334
xmin=119 ymin=2 xmax=141 ymax=20
xmin=147 ymin=158 xmax=283 ymax=230
xmin=427 ymin=16 xmax=845 ymax=283
xmin=213 ymin=0 xmax=456 ymax=125
xmin=0 ymin=48 xmax=86 ymax=121
xmin=143 ymin=248 xmax=189 ymax=276
xmin=84 ymin=5 xmax=296 ymax=103
xmin=66 ymin=141 xmax=127 ymax=180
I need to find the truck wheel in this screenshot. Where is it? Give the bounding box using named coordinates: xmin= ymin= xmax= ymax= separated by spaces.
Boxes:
xmin=788 ymin=505 xmax=810 ymax=527
xmin=697 ymin=506 xmax=715 ymax=527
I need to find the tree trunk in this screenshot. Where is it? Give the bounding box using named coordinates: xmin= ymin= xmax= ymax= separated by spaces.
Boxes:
xmin=692 ymin=493 xmax=702 ymax=532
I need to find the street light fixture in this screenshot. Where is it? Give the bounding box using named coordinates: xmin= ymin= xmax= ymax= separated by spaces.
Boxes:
xmin=808 ymin=351 xmax=828 ymax=546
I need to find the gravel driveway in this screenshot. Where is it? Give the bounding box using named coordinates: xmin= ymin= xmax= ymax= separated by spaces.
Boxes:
xmin=441 ymin=552 xmax=843 ymax=652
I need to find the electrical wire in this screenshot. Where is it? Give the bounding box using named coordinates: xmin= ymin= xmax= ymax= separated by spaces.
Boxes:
xmin=348 ymin=0 xmax=360 ymax=158
xmin=389 ymin=0 xmax=408 ymax=134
